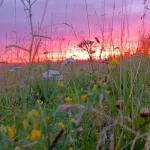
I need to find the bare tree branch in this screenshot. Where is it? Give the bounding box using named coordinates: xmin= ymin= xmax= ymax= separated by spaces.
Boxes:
xmin=0 ymin=0 xmax=4 ymax=8
xmin=33 ymin=34 xmax=51 ymax=40
xmin=5 ymin=45 xmax=29 ymax=52
xmin=20 ymin=0 xmax=28 ymax=10
xmin=32 ymin=39 xmax=42 ymax=62
xmin=31 ymin=0 xmax=37 ymax=6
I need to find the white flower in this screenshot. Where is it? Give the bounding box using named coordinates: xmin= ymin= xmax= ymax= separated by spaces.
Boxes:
xmin=61 ymin=57 xmax=75 ymax=66
xmin=50 ymin=70 xmax=60 ymax=75
xmin=42 ymin=70 xmax=60 ymax=79
xmin=57 ymin=75 xmax=64 ymax=81
xmin=7 ymin=69 xmax=14 ymax=72
xmin=77 ymin=40 xmax=94 ymax=48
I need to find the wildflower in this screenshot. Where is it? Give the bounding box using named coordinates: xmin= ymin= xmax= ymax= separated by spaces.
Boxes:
xmin=36 ymin=99 xmax=43 ymax=105
xmin=64 ymin=97 xmax=72 ymax=104
xmin=70 ymin=118 xmax=75 ymax=123
xmin=92 ymin=85 xmax=98 ymax=92
xmin=7 ymin=69 xmax=14 ymax=72
xmin=27 ymin=109 xmax=39 ymax=118
xmin=68 ymin=147 xmax=74 ymax=150
xmin=110 ymin=58 xmax=120 ymax=65
xmin=31 ymin=109 xmax=39 ymax=118
xmin=77 ymin=40 xmax=94 ymax=48
xmin=57 ymin=122 xmax=65 ymax=129
xmin=22 ymin=119 xmax=28 ymax=128
xmin=0 ymin=125 xmax=7 ymax=134
xmin=139 ymin=108 xmax=150 ymax=118
xmin=105 ymin=90 xmax=110 ymax=95
xmin=57 ymin=80 xmax=64 ymax=87
xmin=7 ymin=126 xmax=15 ymax=139
xmin=42 ymin=117 xmax=49 ymax=124
xmin=57 ymin=75 xmax=64 ymax=81
xmin=81 ymin=95 xmax=87 ymax=102
xmin=42 ymin=70 xmax=60 ymax=79
xmin=116 ymin=100 xmax=123 ymax=109
xmin=14 ymin=146 xmax=22 ymax=150
xmin=97 ymin=79 xmax=102 ymax=86
xmin=61 ymin=57 xmax=75 ymax=66
xmin=29 ymin=128 xmax=41 ymax=141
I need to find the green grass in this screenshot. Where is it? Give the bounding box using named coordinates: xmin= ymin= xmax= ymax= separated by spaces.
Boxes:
xmin=0 ymin=55 xmax=150 ymax=150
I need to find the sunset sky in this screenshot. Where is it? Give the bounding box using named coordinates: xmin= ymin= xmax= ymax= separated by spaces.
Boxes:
xmin=0 ymin=0 xmax=150 ymax=62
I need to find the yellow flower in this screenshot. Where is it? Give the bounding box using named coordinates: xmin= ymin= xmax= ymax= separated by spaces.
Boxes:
xmin=81 ymin=95 xmax=87 ymax=102
xmin=110 ymin=58 xmax=120 ymax=65
xmin=92 ymin=85 xmax=97 ymax=92
xmin=14 ymin=146 xmax=22 ymax=150
xmin=29 ymin=128 xmax=41 ymax=141
xmin=27 ymin=109 xmax=39 ymax=118
xmin=36 ymin=99 xmax=43 ymax=105
xmin=0 ymin=125 xmax=7 ymax=134
xmin=70 ymin=118 xmax=75 ymax=123
xmin=68 ymin=147 xmax=74 ymax=150
xmin=105 ymin=90 xmax=110 ymax=95
xmin=32 ymin=109 xmax=39 ymax=118
xmin=57 ymin=80 xmax=64 ymax=87
xmin=7 ymin=126 xmax=15 ymax=139
xmin=64 ymin=97 xmax=72 ymax=104
xmin=22 ymin=119 xmax=28 ymax=128
xmin=97 ymin=79 xmax=102 ymax=86
xmin=57 ymin=122 xmax=65 ymax=129
xmin=42 ymin=117 xmax=49 ymax=124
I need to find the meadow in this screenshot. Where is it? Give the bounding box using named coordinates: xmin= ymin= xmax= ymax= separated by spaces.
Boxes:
xmin=0 ymin=0 xmax=150 ymax=149
xmin=0 ymin=53 xmax=150 ymax=150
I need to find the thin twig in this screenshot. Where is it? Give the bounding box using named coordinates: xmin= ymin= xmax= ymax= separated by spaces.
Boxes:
xmin=84 ymin=0 xmax=90 ymax=39
xmin=130 ymin=132 xmax=140 ymax=150
xmin=0 ymin=0 xmax=4 ymax=8
xmin=33 ymin=34 xmax=51 ymax=39
xmin=31 ymin=0 xmax=37 ymax=6
xmin=5 ymin=45 xmax=29 ymax=52
xmin=22 ymin=141 xmax=38 ymax=148
xmin=48 ymin=129 xmax=64 ymax=150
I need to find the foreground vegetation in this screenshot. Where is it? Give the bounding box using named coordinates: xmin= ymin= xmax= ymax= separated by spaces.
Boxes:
xmin=0 ymin=54 xmax=150 ymax=150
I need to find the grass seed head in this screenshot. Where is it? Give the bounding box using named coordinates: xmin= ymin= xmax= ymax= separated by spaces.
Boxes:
xmin=139 ymin=108 xmax=150 ymax=118
xmin=116 ymin=100 xmax=123 ymax=109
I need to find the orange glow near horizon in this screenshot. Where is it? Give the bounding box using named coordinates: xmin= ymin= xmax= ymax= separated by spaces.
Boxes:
xmin=1 ymin=0 xmax=150 ymax=64
xmin=0 ymin=42 xmax=138 ymax=64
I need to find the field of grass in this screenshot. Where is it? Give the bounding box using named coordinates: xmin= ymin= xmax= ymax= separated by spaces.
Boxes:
xmin=0 ymin=54 xmax=150 ymax=150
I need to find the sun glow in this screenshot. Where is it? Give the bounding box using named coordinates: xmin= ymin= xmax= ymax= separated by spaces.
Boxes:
xmin=0 ymin=41 xmax=138 ymax=64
